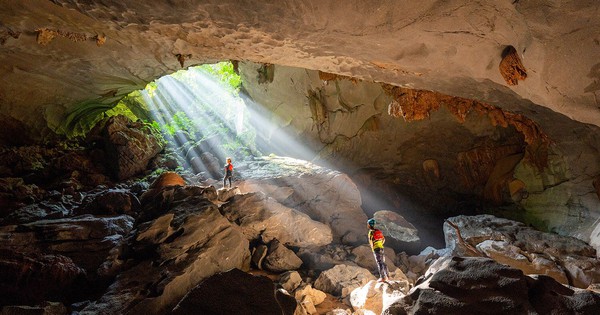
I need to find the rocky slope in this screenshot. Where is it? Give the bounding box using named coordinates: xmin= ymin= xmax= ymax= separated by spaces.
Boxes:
xmin=1 ymin=119 xmax=599 ymax=314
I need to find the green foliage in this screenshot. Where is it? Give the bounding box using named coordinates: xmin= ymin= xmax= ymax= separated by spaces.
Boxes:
xmin=142 ymin=120 xmax=166 ymax=147
xmin=104 ymin=102 xmax=138 ymax=122
xmin=59 ymin=88 xmax=153 ymax=138
xmin=152 ymin=111 xmax=198 ymax=141
xmin=198 ymin=62 xmax=242 ymax=92
xmin=60 ymin=60 xmax=258 ymax=168
xmin=172 ymin=112 xmax=197 ymax=136
xmin=117 ymin=90 xmax=152 ymax=121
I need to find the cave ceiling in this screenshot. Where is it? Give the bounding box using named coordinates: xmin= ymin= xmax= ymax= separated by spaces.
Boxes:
xmin=0 ymin=0 xmax=599 ymax=139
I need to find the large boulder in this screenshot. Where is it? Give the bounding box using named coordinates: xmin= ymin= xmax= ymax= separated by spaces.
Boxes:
xmin=172 ymin=268 xmax=298 ymax=315
xmin=236 ymin=156 xmax=368 ymax=245
xmin=397 ymin=246 xmax=452 ymax=284
xmin=372 ymin=210 xmax=419 ymax=243
xmin=220 ymin=191 xmax=333 ymax=248
xmin=444 ymin=214 xmax=600 ymax=288
xmin=100 ymin=115 xmax=164 ymax=181
xmin=384 ymin=256 xmax=600 ymax=315
xmin=263 ymin=239 xmax=303 ymax=272
xmin=81 ymin=196 xmax=250 ymax=314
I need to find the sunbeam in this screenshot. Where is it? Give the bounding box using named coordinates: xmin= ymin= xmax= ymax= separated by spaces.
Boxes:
xmin=132 ymin=61 xmax=441 ymax=253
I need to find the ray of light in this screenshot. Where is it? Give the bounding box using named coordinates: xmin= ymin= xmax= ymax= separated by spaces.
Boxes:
xmin=138 ymin=62 xmax=441 ymax=251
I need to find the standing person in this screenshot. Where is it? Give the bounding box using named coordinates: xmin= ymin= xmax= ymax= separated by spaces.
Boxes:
xmin=223 ymin=157 xmax=233 ymax=188
xmin=367 ymin=218 xmax=389 ymax=282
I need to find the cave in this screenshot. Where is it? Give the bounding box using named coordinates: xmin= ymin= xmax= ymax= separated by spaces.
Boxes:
xmin=1 ymin=1 xmax=600 ymax=314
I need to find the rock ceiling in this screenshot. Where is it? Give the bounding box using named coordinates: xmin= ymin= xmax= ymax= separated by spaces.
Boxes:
xmin=1 ymin=0 xmax=600 ymax=139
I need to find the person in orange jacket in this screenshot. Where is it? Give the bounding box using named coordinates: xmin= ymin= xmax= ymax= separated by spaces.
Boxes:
xmin=223 ymin=157 xmax=233 ymax=188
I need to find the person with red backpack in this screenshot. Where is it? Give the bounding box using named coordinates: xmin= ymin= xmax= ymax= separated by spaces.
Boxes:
xmin=367 ymin=218 xmax=390 ymax=282
xmin=223 ymin=157 xmax=233 ymax=188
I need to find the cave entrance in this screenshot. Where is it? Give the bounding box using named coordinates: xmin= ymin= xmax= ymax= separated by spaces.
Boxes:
xmin=114 ymin=62 xmax=264 ymax=178
xmin=115 ymin=60 xmax=330 ymax=181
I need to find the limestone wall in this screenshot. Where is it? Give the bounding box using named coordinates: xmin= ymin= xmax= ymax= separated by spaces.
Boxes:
xmin=240 ymin=62 xmax=600 ymax=254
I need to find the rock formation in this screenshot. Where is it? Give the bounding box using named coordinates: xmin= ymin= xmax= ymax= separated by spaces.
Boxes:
xmin=239 ymin=62 xmax=600 ymax=255
xmin=172 ymin=269 xmax=297 ymax=315
xmin=236 ymin=156 xmax=368 ymax=245
xmin=444 ymin=214 xmax=600 ymax=289
xmin=2 ymin=1 xmax=600 ymax=314
xmin=384 ymin=256 xmax=600 ymax=315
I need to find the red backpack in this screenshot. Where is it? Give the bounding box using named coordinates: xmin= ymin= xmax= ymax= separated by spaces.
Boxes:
xmin=372 ymin=229 xmax=384 ymax=241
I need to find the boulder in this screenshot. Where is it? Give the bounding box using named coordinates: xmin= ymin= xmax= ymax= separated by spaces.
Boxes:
xmin=279 ymin=271 xmax=303 ymax=293
xmin=139 ymin=171 xmax=185 ymax=207
xmin=220 ymin=192 xmax=333 ymax=248
xmin=101 ymin=115 xmax=164 ymax=181
xmin=217 ymin=186 xmax=240 ymax=202
xmin=77 ymin=189 xmax=140 ymax=216
xmin=0 ymin=146 xmax=47 ymax=177
xmin=314 ymin=264 xmax=376 ymax=298
xmin=0 ymin=214 xmax=134 ymax=272
xmin=372 ymin=210 xmax=420 ymax=243
xmin=81 ymin=196 xmax=250 ymax=314
xmin=236 ymin=156 xmax=368 ymax=245
xmin=444 ymin=214 xmax=600 ymax=288
xmin=0 ymin=177 xmax=43 ymax=201
xmin=398 ymin=247 xmax=451 ymax=284
xmin=384 ymin=256 xmax=600 ymax=315
xmin=263 ymin=240 xmax=303 ymax=272
xmin=476 ymin=239 xmax=568 ymax=284
xmin=294 ymin=284 xmax=327 ymax=307
xmin=51 ymin=150 xmax=111 ymax=187
xmin=297 ymin=248 xmax=341 ymax=272
xmin=298 ymin=295 xmax=318 ymax=315
xmin=172 ymin=269 xmax=298 ymax=315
